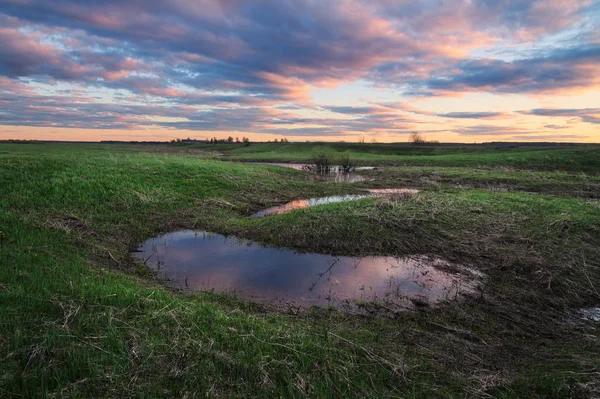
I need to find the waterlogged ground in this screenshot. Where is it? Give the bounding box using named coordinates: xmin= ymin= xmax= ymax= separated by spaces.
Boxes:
xmin=580 ymin=308 xmax=600 ymax=322
xmin=252 ymin=188 xmax=419 ymax=217
xmin=255 ymin=162 xmax=376 ymax=172
xmin=134 ymin=230 xmax=481 ymax=311
xmin=257 ymin=162 xmax=375 ymax=182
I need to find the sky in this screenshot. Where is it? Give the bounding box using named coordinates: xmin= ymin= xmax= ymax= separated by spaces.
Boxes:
xmin=0 ymin=0 xmax=599 ymax=143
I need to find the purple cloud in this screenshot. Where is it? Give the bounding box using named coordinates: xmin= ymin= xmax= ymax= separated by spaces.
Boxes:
xmin=437 ymin=112 xmax=510 ymax=119
xmin=520 ymin=108 xmax=600 ymax=124
xmin=0 ymin=1 xmax=597 ymax=138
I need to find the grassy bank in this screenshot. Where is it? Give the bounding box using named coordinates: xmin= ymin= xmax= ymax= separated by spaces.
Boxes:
xmin=1 ymin=143 xmax=599 ymax=397
xmin=357 ymin=166 xmax=600 ymax=198
xmin=159 ymin=142 xmax=600 ymax=174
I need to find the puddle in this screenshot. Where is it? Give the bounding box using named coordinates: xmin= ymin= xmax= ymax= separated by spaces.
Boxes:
xmin=134 ymin=231 xmax=481 ymax=311
xmin=256 ymin=162 xmax=374 ymax=183
xmin=580 ymin=308 xmax=600 ymax=322
xmin=252 ymin=188 xmax=419 ymax=217
xmin=368 ymin=188 xmax=419 ymax=194
xmin=257 ymin=163 xmax=375 ymax=172
xmin=256 ymin=163 xmax=306 ymax=170
xmin=330 ymin=173 xmax=368 ymax=183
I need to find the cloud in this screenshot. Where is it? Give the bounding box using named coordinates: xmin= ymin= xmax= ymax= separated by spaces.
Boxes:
xmin=0 ymin=77 xmax=418 ymax=134
xmin=437 ymin=112 xmax=510 ymax=119
xmin=544 ymin=124 xmax=570 ymax=130
xmin=0 ymin=1 xmax=598 ymax=140
xmin=509 ymin=134 xmax=588 ymax=141
xmin=453 ymin=125 xmax=543 ymax=136
xmin=416 ymin=45 xmax=600 ymax=96
xmin=519 ymin=108 xmax=600 ymax=124
xmin=3 ymin=1 xmax=596 ymax=96
xmin=323 ymin=106 xmax=383 ymax=115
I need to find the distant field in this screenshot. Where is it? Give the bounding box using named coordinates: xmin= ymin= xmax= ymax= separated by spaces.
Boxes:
xmin=1 ymin=143 xmax=599 ymax=397
xmin=162 ymin=142 xmax=600 ymax=174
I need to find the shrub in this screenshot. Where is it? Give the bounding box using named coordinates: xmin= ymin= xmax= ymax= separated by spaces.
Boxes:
xmin=305 ymin=149 xmax=334 ymax=174
xmin=337 ymin=152 xmax=355 ymax=173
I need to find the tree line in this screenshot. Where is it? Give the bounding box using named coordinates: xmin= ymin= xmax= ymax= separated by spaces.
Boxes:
xmin=207 ymin=136 xmax=251 ymax=145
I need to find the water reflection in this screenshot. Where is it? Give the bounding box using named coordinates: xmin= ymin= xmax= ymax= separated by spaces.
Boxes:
xmin=134 ymin=230 xmax=480 ymax=310
xmin=580 ymin=308 xmax=600 ymax=322
xmin=251 ymin=188 xmax=419 ymax=217
xmin=257 ymin=163 xmax=305 ymax=170
xmin=257 ymin=163 xmax=375 ymax=172
xmin=257 ymin=162 xmax=374 ymax=183
xmin=330 ymin=173 xmax=367 ymax=183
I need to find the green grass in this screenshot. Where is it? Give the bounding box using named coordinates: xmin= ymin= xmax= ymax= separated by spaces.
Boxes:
xmin=1 ymin=143 xmax=600 ymax=397
xmin=170 ymin=142 xmax=600 ymax=174
xmin=358 ymin=166 xmax=600 ymax=198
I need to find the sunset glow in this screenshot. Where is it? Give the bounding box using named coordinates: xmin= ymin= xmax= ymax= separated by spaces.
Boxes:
xmin=0 ymin=0 xmax=599 ymax=142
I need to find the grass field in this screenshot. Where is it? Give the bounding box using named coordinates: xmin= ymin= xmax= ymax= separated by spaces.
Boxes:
xmin=1 ymin=142 xmax=600 ymax=397
xmin=169 ymin=142 xmax=600 ymax=174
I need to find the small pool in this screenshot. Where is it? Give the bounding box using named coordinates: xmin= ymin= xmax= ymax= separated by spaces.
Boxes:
xmin=256 ymin=163 xmax=375 ymax=183
xmin=134 ymin=230 xmax=481 ymax=311
xmin=251 ymin=188 xmax=419 ymax=217
xmin=256 ymin=163 xmax=376 ymax=172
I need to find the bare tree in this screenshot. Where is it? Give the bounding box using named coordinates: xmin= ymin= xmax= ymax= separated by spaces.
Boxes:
xmin=409 ymin=132 xmax=426 ymax=144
